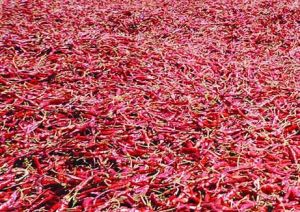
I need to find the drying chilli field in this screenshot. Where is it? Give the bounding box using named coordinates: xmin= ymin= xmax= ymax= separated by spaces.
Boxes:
xmin=0 ymin=0 xmax=299 ymax=211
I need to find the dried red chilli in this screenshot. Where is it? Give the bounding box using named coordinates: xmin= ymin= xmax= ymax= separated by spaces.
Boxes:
xmin=0 ymin=191 xmax=19 ymax=211
xmin=0 ymin=0 xmax=299 ymax=210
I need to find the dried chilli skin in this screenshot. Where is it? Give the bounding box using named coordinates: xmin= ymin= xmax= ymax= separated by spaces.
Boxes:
xmin=0 ymin=0 xmax=300 ymax=211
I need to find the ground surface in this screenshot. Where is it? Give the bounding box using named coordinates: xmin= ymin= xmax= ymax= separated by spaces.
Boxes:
xmin=0 ymin=0 xmax=299 ymax=211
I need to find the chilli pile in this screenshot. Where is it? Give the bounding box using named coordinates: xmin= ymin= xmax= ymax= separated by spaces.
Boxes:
xmin=0 ymin=0 xmax=299 ymax=211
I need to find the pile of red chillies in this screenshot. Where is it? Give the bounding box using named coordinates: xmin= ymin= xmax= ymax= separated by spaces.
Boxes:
xmin=0 ymin=0 xmax=299 ymax=211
